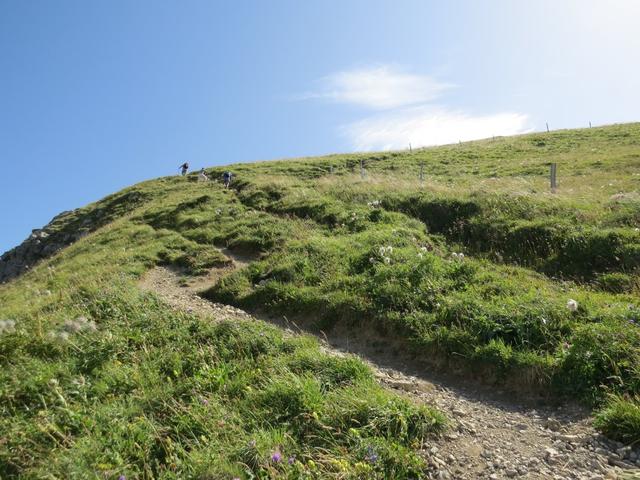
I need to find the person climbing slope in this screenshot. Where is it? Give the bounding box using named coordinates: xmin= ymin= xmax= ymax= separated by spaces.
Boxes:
xmin=198 ymin=168 xmax=209 ymax=182
xmin=179 ymin=162 xmax=189 ymax=176
xmin=222 ymin=171 xmax=233 ymax=188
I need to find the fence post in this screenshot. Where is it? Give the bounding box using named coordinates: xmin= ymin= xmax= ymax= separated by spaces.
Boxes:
xmin=550 ymin=163 xmax=557 ymax=193
xmin=546 ymin=122 xmax=550 ymax=133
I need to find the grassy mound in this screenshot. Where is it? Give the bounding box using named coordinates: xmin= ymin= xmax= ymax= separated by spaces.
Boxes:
xmin=2 ymin=123 xmax=640 ymax=470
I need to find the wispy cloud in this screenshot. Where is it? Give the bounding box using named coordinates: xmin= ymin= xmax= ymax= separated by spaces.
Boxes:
xmin=343 ymin=106 xmax=531 ymax=151
xmin=301 ymin=64 xmax=530 ymax=150
xmin=303 ymin=65 xmax=452 ymax=110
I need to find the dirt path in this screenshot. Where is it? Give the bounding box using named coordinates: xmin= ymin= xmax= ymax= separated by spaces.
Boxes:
xmin=140 ymin=254 xmax=640 ymax=480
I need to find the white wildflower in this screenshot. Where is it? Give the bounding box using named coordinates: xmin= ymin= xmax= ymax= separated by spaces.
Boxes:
xmin=386 ymin=246 xmax=393 ymax=254
xmin=566 ymin=299 xmax=579 ymax=312
xmin=369 ymin=257 xmax=376 ymax=264
xmin=451 ymin=253 xmax=459 ymax=260
xmin=420 ymin=246 xmax=428 ymax=252
xmin=378 ymin=246 xmax=386 ymax=256
xmin=383 ymin=257 xmax=391 ymax=265
xmin=418 ymin=253 xmax=424 ymax=259
xmin=0 ymin=319 xmax=16 ymax=335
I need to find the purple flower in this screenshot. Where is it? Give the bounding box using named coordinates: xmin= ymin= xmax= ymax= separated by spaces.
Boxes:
xmin=288 ymin=455 xmax=296 ymax=465
xmin=118 ymin=476 xmax=126 ymax=480
xmin=201 ymin=398 xmax=209 ymax=405
xmin=271 ymin=451 xmax=282 ymax=463
xmin=365 ymin=446 xmax=378 ymax=464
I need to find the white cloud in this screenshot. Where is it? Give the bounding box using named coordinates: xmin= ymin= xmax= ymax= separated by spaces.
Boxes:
xmin=343 ymin=106 xmax=531 ymax=151
xmin=307 ymin=65 xmax=452 ymax=110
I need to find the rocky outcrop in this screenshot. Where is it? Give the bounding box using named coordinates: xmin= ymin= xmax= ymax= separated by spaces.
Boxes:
xmin=0 ymin=189 xmax=149 ymax=283
xmin=0 ymin=210 xmax=84 ymax=282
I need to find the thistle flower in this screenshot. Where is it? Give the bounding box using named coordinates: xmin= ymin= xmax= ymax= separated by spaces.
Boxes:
xmin=566 ymin=299 xmax=578 ymax=312
xmin=271 ymin=451 xmax=282 ymax=463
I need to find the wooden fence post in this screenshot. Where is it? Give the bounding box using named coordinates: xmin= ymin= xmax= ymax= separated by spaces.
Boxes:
xmin=550 ymin=163 xmax=557 ymax=193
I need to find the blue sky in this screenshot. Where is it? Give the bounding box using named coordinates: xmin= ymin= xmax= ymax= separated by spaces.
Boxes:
xmin=1 ymin=0 xmax=639 ymax=254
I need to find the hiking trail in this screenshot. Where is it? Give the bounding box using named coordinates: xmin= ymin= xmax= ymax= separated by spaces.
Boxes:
xmin=140 ymin=249 xmax=640 ymax=480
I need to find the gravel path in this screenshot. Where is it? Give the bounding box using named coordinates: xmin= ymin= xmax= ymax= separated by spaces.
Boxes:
xmin=140 ymin=255 xmax=640 ymax=480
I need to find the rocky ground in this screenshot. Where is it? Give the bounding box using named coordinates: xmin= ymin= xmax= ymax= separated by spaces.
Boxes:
xmin=140 ymin=256 xmax=640 ymax=480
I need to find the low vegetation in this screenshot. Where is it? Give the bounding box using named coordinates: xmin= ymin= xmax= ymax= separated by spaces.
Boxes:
xmin=1 ymin=123 xmax=640 ymax=476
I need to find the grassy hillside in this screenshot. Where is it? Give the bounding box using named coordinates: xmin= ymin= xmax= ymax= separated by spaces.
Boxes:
xmin=2 ymin=123 xmax=640 ymax=477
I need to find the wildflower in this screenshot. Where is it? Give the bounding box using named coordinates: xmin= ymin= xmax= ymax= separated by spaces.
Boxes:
xmin=0 ymin=319 xmax=16 ymax=334
xmin=201 ymin=398 xmax=209 ymax=406
xmin=451 ymin=253 xmax=459 ymax=260
xmin=271 ymin=451 xmax=282 ymax=463
xmin=420 ymin=246 xmax=428 ymax=252
xmin=378 ymin=246 xmax=386 ymax=256
xmin=365 ymin=446 xmax=378 ymax=464
xmin=369 ymin=257 xmax=376 ymax=264
xmin=418 ymin=253 xmax=424 ymax=259
xmin=248 ymin=440 xmax=257 ymax=448
xmin=118 ymin=476 xmax=126 ymax=480
xmin=566 ymin=299 xmax=578 ymax=312
xmin=386 ymin=246 xmax=393 ymax=253
xmin=383 ymin=257 xmax=391 ymax=265
xmin=57 ymin=331 xmax=70 ymax=341
xmin=288 ymin=455 xmax=296 ymax=465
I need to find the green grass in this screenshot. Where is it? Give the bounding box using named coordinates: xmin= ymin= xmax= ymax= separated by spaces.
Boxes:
xmin=2 ymin=123 xmax=640 ymax=475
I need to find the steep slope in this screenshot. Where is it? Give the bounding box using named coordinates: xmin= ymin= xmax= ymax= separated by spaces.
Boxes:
xmin=1 ymin=123 xmax=640 ymax=479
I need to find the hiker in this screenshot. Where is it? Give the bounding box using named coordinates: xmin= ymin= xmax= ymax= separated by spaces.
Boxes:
xmin=222 ymin=171 xmax=233 ymax=188
xmin=179 ymin=162 xmax=189 ymax=176
xmin=198 ymin=168 xmax=209 ymax=182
